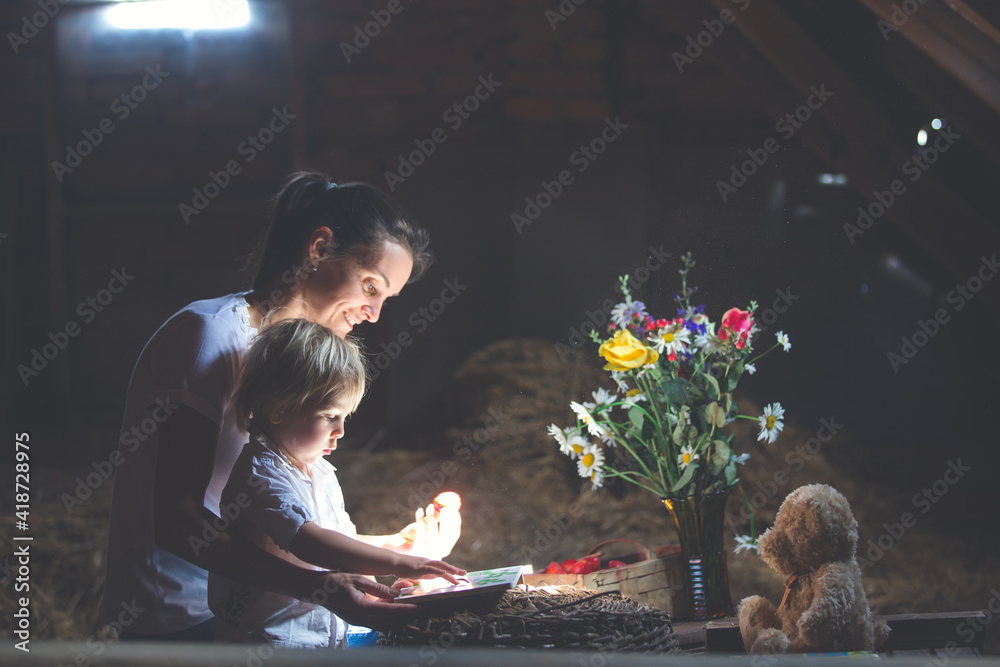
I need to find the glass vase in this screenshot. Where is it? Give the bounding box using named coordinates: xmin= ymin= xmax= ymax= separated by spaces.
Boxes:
xmin=662 ymin=490 xmax=734 ymax=620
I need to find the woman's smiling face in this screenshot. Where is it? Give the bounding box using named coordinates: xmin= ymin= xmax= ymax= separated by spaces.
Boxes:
xmin=308 ymin=240 xmax=414 ymax=338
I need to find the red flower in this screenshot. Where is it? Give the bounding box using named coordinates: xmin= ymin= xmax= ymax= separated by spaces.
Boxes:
xmin=719 ymin=307 xmax=753 ymax=346
xmin=721 ymin=308 xmax=753 ymax=334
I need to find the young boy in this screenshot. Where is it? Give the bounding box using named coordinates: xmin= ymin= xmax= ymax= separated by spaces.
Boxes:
xmin=208 ymin=319 xmax=464 ymax=648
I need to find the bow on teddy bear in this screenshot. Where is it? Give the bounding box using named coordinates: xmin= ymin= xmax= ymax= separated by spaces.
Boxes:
xmin=739 ymin=484 xmax=891 ymax=654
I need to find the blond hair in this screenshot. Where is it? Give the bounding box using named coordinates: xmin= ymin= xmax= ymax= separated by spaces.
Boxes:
xmin=233 ymin=319 xmax=367 ymax=432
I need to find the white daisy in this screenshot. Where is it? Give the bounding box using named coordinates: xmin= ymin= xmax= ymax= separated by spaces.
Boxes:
xmin=745 ymin=363 xmax=757 ymax=375
xmin=549 ymin=424 xmax=573 ymax=456
xmin=566 ymin=433 xmax=589 ymax=458
xmin=733 ymin=452 xmax=751 ymax=465
xmin=610 ymin=371 xmax=630 ymax=394
xmin=647 ymin=322 xmax=691 ymax=357
xmin=576 ymin=443 xmax=605 ymax=480
xmin=757 ymin=402 xmax=785 ymax=444
xmin=610 ymin=302 xmax=631 ymax=328
xmin=584 ymin=387 xmax=616 ymax=413
xmin=733 ymin=534 xmax=760 ymax=555
xmin=677 ymin=444 xmax=699 ymax=470
xmin=776 ymin=331 xmax=791 ymax=352
xmin=693 ymin=332 xmax=723 ymax=354
xmin=620 ymin=388 xmax=647 ymax=409
xmin=589 ymin=467 xmax=605 ymax=491
xmin=571 ymin=401 xmax=607 ymax=438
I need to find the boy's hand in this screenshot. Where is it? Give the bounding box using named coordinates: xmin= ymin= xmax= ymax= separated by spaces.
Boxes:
xmin=395 ymin=556 xmax=466 ymax=584
xmin=398 ymin=504 xmax=462 ymax=560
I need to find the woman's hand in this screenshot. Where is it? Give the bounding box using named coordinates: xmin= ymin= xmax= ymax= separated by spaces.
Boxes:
xmin=315 ymin=572 xmax=418 ymax=631
xmin=397 ymin=503 xmax=462 ymax=560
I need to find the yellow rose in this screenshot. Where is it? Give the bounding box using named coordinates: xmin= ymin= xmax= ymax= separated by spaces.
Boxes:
xmin=598 ymin=329 xmax=660 ymax=371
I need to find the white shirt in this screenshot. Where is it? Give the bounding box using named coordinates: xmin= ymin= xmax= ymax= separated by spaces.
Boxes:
xmin=99 ymin=293 xmax=256 ymax=634
xmin=209 ymin=427 xmax=358 ymax=649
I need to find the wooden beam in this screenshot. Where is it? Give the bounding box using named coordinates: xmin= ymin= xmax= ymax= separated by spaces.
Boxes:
xmin=857 ymin=0 xmax=1000 ymax=115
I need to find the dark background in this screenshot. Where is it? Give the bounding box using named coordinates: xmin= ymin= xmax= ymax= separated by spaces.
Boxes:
xmin=4 ymin=0 xmax=1000 ymax=532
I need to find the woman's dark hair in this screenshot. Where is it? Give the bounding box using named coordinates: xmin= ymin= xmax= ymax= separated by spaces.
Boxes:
xmin=246 ymin=172 xmax=433 ymax=291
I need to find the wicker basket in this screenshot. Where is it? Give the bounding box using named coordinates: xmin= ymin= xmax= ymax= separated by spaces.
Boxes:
xmin=379 ymin=586 xmax=679 ymax=652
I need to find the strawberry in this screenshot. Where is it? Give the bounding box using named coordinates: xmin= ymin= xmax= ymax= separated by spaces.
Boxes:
xmin=560 ymin=558 xmax=577 ymax=571
xmin=543 ymin=562 xmax=566 ymax=574
xmin=608 ymin=560 xmax=627 ymax=569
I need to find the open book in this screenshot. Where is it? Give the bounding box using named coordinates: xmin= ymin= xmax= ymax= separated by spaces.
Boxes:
xmin=394 ymin=565 xmax=527 ymax=603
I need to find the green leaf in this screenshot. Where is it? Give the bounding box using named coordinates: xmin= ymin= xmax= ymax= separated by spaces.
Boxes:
xmin=727 ymin=361 xmax=745 ymax=392
xmin=628 ymin=405 xmax=646 ymax=432
xmin=704 ymin=402 xmax=726 ymax=428
xmin=672 ymin=461 xmax=698 ymax=494
xmin=709 ymin=439 xmax=731 ymax=474
xmin=672 ymin=420 xmax=686 ymax=446
xmin=693 ymin=405 xmax=709 ymax=434
xmin=661 ymin=377 xmax=701 ymax=405
xmin=697 ymin=372 xmax=721 ymax=401
xmin=724 ymin=460 xmax=737 ymax=487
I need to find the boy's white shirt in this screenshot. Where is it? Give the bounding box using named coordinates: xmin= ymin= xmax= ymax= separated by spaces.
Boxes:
xmin=208 ymin=424 xmax=358 ymax=649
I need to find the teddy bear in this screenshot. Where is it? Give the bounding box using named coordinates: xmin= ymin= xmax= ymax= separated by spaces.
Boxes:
xmin=738 ymin=484 xmax=890 ymax=654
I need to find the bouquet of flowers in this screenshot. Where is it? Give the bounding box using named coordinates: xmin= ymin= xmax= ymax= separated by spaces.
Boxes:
xmin=548 ymin=253 xmax=791 ymax=553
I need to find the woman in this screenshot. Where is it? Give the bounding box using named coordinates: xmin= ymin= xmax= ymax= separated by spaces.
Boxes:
xmin=99 ymin=173 xmax=454 ymax=640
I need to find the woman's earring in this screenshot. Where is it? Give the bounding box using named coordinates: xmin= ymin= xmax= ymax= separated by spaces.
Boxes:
xmin=311 ymin=262 xmax=318 ymax=272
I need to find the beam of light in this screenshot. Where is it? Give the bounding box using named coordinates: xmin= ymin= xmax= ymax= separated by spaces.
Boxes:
xmin=916 ymin=129 xmax=928 ymax=146
xmin=106 ymin=0 xmax=250 ymax=30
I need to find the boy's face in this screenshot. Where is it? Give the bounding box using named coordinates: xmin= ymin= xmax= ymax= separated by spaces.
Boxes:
xmin=267 ymin=397 xmax=354 ymax=472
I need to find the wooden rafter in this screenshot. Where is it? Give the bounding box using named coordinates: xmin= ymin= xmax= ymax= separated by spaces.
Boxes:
xmin=857 ymin=0 xmax=1000 ymax=115
xmin=704 ymin=0 xmax=1000 ymax=313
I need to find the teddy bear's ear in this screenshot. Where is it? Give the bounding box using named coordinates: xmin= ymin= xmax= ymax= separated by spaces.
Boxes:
xmin=763 ymin=485 xmax=859 ymax=574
